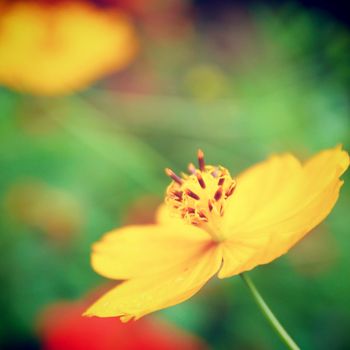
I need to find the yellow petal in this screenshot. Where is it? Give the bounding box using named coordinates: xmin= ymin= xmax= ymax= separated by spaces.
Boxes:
xmin=222 ymin=153 xmax=302 ymax=233
xmin=220 ymin=146 xmax=349 ymax=278
xmin=303 ymin=145 xmax=349 ymax=190
xmin=218 ymin=235 xmax=271 ymax=278
xmin=156 ymin=204 xmax=185 ymax=226
xmin=84 ymin=243 xmax=222 ymax=321
xmin=91 ymin=224 xmax=211 ymax=280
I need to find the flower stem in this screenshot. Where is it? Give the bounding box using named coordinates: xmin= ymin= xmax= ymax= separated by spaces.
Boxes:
xmin=240 ymin=273 xmax=300 ymax=350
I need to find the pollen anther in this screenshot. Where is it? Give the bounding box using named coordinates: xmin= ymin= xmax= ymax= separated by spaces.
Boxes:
xmin=198 ymin=211 xmax=208 ymax=221
xmin=188 ymin=163 xmax=196 ymax=174
xmin=165 ymin=168 xmax=183 ymax=185
xmin=225 ymin=184 xmax=235 ymax=198
xmin=214 ymin=187 xmax=223 ymax=201
xmin=218 ymin=177 xmax=225 ymax=186
xmin=196 ymin=173 xmax=206 ymax=189
xmin=185 ymin=189 xmax=200 ymax=200
xmin=197 ymin=149 xmax=205 ymax=171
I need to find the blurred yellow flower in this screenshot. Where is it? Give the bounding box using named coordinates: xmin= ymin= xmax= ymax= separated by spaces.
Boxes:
xmin=85 ymin=146 xmax=349 ymax=322
xmin=0 ymin=1 xmax=138 ymax=95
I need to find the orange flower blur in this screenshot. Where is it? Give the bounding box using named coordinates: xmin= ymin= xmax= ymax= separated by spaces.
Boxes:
xmin=0 ymin=1 xmax=138 ymax=95
xmin=85 ymin=146 xmax=349 ymax=322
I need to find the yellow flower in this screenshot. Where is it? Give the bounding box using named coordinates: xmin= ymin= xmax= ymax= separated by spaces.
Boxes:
xmin=0 ymin=1 xmax=138 ymax=95
xmin=85 ymin=146 xmax=349 ymax=322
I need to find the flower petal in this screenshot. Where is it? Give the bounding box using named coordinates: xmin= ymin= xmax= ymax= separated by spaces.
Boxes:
xmin=222 ymin=153 xmax=302 ymax=233
xmin=156 ymin=204 xmax=185 ymax=226
xmin=84 ymin=243 xmax=222 ymax=321
xmin=218 ymin=236 xmax=271 ymax=278
xmin=91 ymin=224 xmax=211 ymax=280
xmin=220 ymin=146 xmax=349 ymax=278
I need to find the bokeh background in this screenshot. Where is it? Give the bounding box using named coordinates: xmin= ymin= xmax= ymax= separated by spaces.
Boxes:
xmin=0 ymin=0 xmax=349 ymax=349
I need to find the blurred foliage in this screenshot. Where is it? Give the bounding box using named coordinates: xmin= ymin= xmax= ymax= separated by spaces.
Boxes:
xmin=0 ymin=2 xmax=349 ymax=349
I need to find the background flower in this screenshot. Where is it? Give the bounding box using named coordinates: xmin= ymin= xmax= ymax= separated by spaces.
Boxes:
xmin=0 ymin=0 xmax=138 ymax=95
xmin=37 ymin=290 xmax=207 ymax=350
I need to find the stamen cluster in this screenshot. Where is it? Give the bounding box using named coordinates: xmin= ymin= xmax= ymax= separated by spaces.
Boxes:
xmin=165 ymin=150 xmax=236 ymax=231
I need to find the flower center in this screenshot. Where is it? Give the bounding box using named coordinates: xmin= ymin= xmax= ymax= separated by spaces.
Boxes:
xmin=165 ymin=150 xmax=236 ymax=242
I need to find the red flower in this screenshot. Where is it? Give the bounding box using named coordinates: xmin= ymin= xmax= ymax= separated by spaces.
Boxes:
xmin=37 ymin=293 xmax=207 ymax=350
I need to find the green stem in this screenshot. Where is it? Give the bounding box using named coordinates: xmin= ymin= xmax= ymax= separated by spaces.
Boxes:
xmin=240 ymin=273 xmax=300 ymax=350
